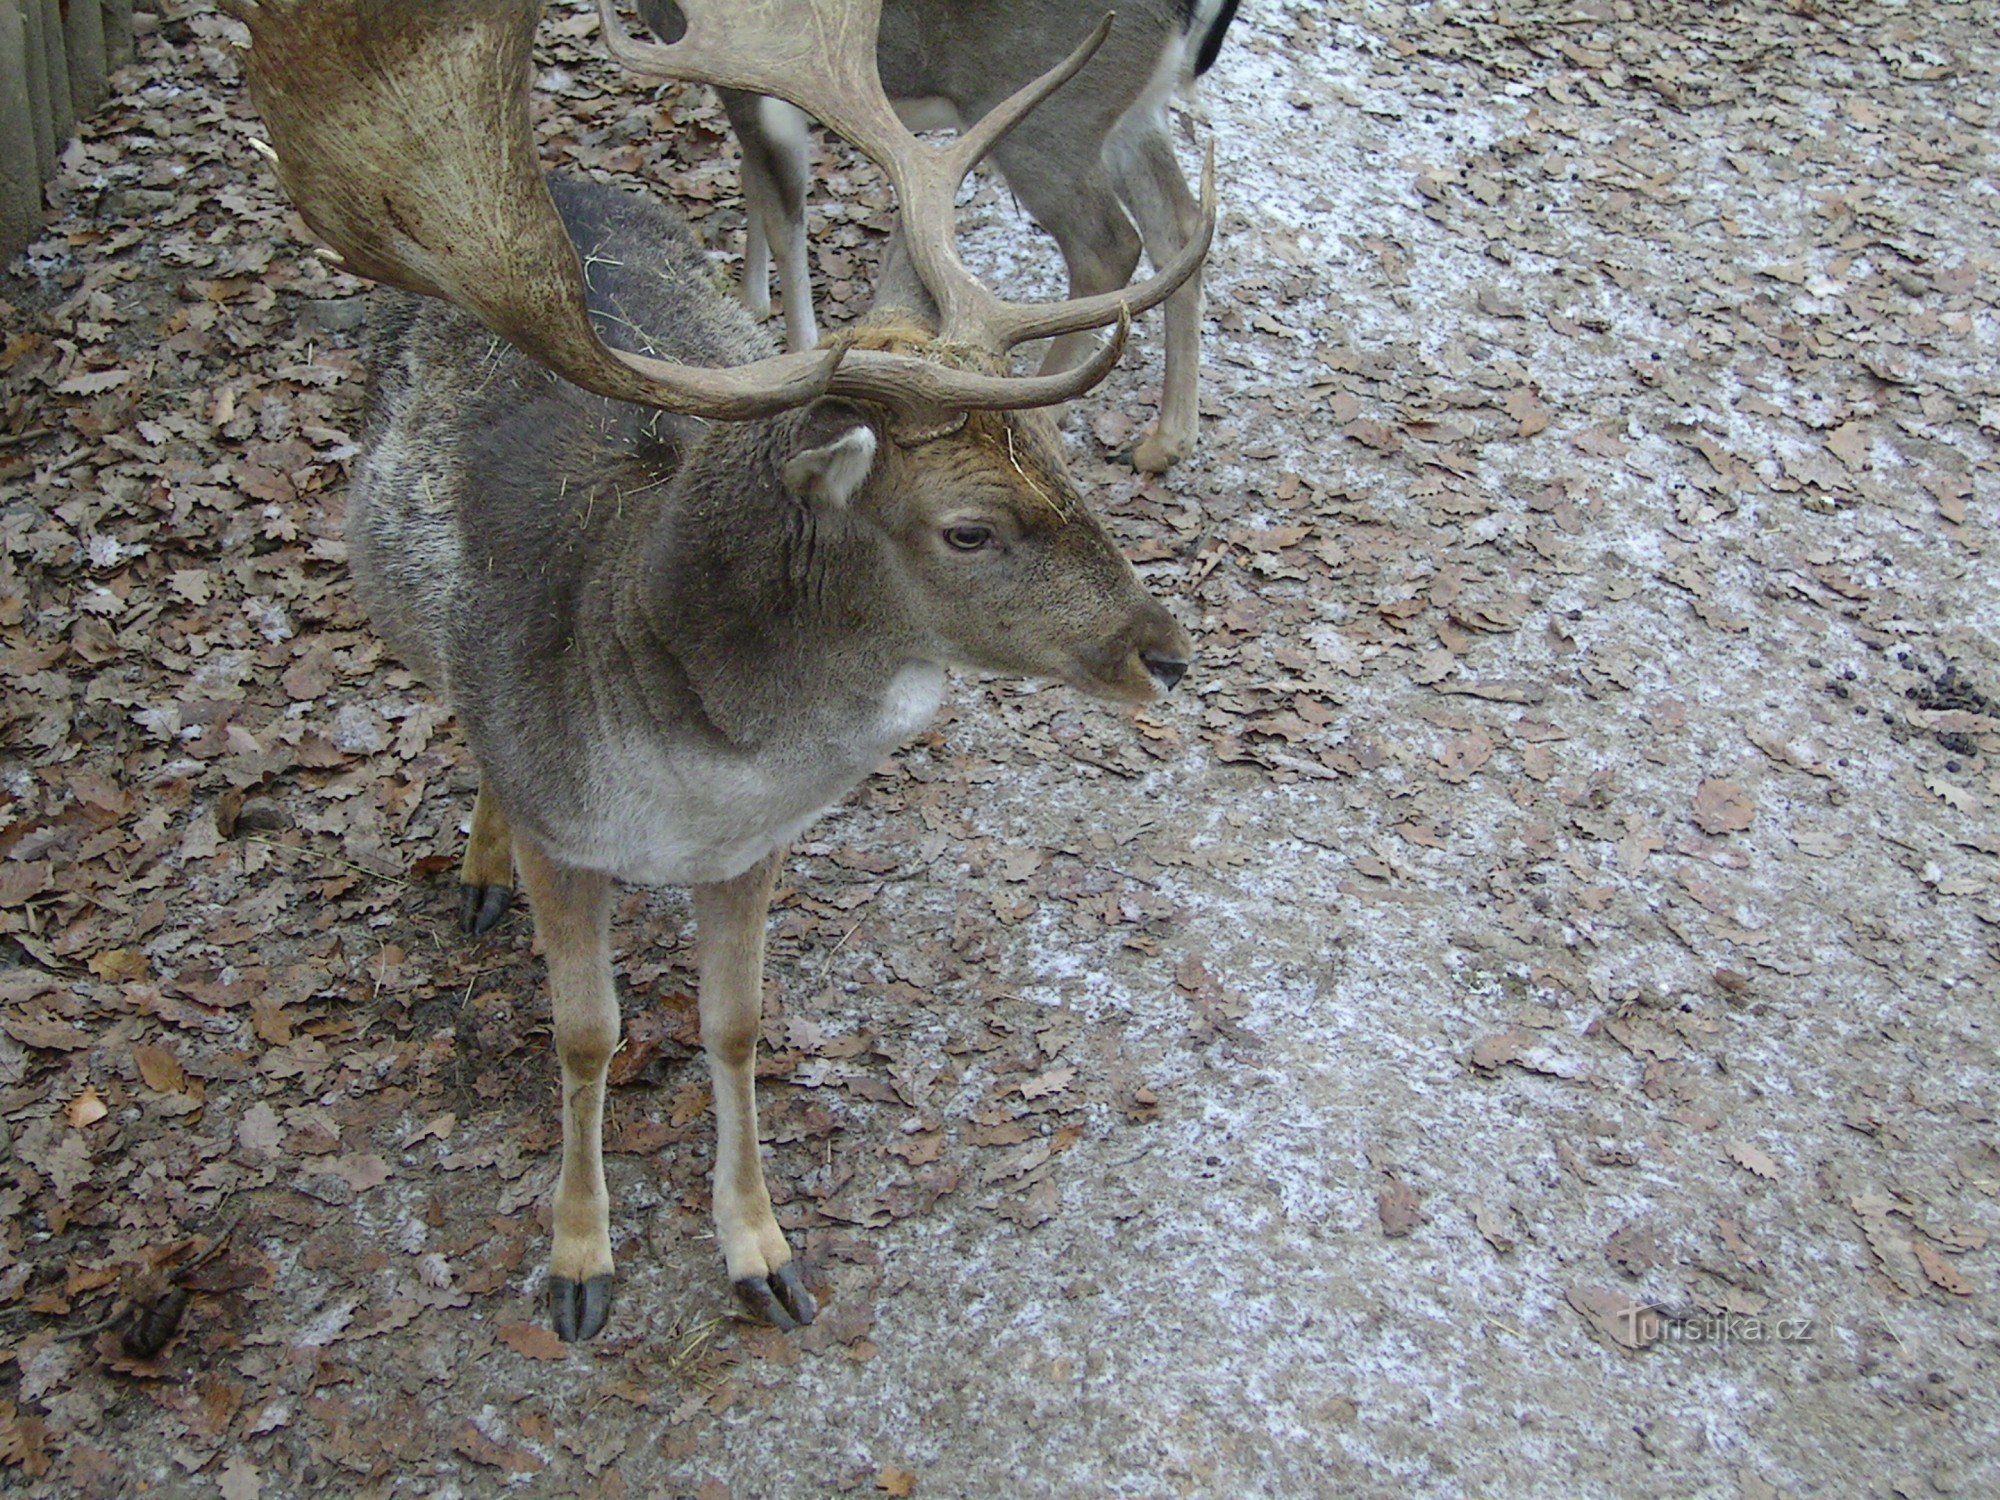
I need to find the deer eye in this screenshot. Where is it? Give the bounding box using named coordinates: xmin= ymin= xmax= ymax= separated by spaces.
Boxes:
xmin=943 ymin=524 xmax=995 ymax=552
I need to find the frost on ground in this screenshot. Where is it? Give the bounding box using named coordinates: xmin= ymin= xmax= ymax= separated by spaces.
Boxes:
xmin=1 ymin=1 xmax=1996 ymax=1496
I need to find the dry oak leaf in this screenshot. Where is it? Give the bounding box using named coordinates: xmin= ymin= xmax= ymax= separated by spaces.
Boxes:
xmin=1924 ymin=773 xmax=1984 ymax=815
xmin=1726 ymin=1142 xmax=1782 ymax=1180
xmin=1566 ymin=1284 xmax=1659 ymax=1350
xmin=1691 ymin=779 xmax=1755 ymax=835
xmin=1018 ymin=1066 xmax=1075 ymax=1101
xmin=2 ymin=1012 xmax=91 ymax=1051
xmin=1825 ymin=420 xmax=1872 ymax=470
xmin=1505 ymin=387 xmax=1551 ymax=437
xmin=133 ymin=1044 xmax=187 ymax=1094
xmin=236 ymin=1102 xmax=282 ymax=1154
xmin=0 ymin=861 xmax=53 ymax=907
xmin=218 ymin=1456 xmax=262 ymax=1500
xmin=498 ymin=1321 xmax=568 ymax=1361
xmin=1472 ymin=1200 xmax=1518 ymax=1254
xmin=1912 ymin=1241 xmax=1977 ymax=1298
xmin=1469 ymin=1030 xmax=1531 ymax=1071
xmin=453 ymin=1421 xmax=546 ymax=1474
xmin=1851 ymin=1195 xmax=1925 ymax=1296
xmin=1747 ymin=727 xmax=1833 ymax=779
xmin=1378 ymin=1177 xmax=1426 ymax=1237
xmin=878 ymin=1467 xmax=919 ymax=1497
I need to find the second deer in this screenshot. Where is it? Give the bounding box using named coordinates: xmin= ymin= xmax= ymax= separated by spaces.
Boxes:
xmin=622 ymin=0 xmax=1237 ymax=473
xmin=231 ymin=0 xmax=1209 ymax=1340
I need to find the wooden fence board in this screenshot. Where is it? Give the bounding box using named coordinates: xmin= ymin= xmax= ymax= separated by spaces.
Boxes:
xmin=4 ymin=1 xmax=140 ymax=263
xmin=1 ymin=5 xmax=39 ymax=261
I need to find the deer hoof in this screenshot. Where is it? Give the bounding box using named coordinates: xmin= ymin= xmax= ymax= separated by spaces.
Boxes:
xmin=1127 ymin=428 xmax=1188 ymax=474
xmin=549 ymin=1273 xmax=614 ymax=1342
xmin=733 ymin=1263 xmax=817 ymax=1329
xmin=459 ymin=882 xmax=513 ymax=936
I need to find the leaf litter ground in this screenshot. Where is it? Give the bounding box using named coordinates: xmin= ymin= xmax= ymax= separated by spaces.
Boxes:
xmin=0 ymin=0 xmax=1996 ymax=1494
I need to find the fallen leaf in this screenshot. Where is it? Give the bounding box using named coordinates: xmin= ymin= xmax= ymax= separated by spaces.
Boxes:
xmin=1469 ymin=1030 xmax=1531 ymax=1071
xmin=453 ymin=1421 xmax=546 ymax=1474
xmin=1825 ymin=420 xmax=1872 ymax=470
xmin=218 ymin=1455 xmax=262 ymax=1500
xmin=1018 ymin=1066 xmax=1075 ymax=1100
xmin=1924 ymin=773 xmax=1984 ymax=815
xmin=236 ymin=1102 xmax=283 ymax=1154
xmin=133 ymin=1044 xmax=187 ymax=1094
xmin=1566 ymin=1285 xmax=1659 ymax=1350
xmin=0 ymin=862 xmax=52 ymax=907
xmin=1691 ymin=778 xmax=1756 ymax=834
xmin=1472 ymin=1200 xmax=1517 ymax=1254
xmin=498 ymin=1322 xmax=568 ymax=1361
xmin=1378 ymin=1177 xmax=1425 ymax=1237
xmin=1 ymin=1016 xmax=91 ymax=1048
xmin=877 ymin=1466 xmax=919 ymax=1497
xmin=67 ymin=1088 xmax=109 ymax=1129
xmin=1851 ymin=1196 xmax=1925 ymax=1295
xmin=1725 ymin=1142 xmax=1782 ymax=1180
xmin=1912 ymin=1241 xmax=1976 ymax=1297
xmin=1747 ymin=727 xmax=1833 ymax=779
xmin=1505 ymin=386 xmax=1551 ymax=437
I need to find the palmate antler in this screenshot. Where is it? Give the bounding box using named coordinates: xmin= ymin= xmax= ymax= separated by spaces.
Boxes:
xmin=225 ymin=0 xmax=844 ymax=419
xmin=228 ymin=0 xmax=1212 ymax=419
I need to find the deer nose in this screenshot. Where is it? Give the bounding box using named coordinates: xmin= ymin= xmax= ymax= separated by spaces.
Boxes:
xmin=1143 ymin=652 xmax=1189 ymax=692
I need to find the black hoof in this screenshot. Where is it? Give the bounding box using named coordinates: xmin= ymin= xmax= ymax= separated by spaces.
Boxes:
xmin=459 ymin=882 xmax=513 ymax=936
xmin=734 ymin=1263 xmax=817 ymax=1329
xmin=549 ymin=1273 xmax=613 ymax=1342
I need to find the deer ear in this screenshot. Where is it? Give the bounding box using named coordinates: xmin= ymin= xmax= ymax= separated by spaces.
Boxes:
xmin=782 ymin=418 xmax=878 ymax=507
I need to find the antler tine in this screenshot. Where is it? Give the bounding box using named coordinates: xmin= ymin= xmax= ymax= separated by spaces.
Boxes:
xmin=940 ymin=14 xmax=1115 ymax=190
xmin=980 ymin=143 xmax=1218 ymax=351
xmin=227 ymin=0 xmax=840 ymax=420
xmin=833 ymin=306 xmax=1132 ymax=415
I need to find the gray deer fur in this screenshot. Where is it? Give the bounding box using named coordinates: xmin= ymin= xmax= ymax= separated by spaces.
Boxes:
xmin=348 ymin=175 xmax=1192 ymax=1338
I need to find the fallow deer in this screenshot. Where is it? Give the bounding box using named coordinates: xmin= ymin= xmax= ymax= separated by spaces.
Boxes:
xmin=615 ymin=0 xmax=1237 ymax=473
xmin=228 ymin=0 xmax=1210 ymax=1340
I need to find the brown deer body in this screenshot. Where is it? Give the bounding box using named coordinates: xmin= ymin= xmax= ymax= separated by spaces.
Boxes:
xmin=232 ymin=0 xmax=1209 ymax=1340
xmin=627 ymin=0 xmax=1237 ymax=472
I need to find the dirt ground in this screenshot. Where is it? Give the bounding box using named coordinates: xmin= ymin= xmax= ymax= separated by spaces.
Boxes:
xmin=2 ymin=1 xmax=1996 ymax=1495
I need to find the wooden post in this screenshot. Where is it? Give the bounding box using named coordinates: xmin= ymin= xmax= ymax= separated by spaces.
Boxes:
xmin=1 ymin=3 xmax=42 ymax=262
xmin=102 ymin=0 xmax=135 ymax=71
xmin=67 ymin=0 xmax=109 ymax=118
xmin=36 ymin=0 xmax=73 ymax=175
xmin=21 ymin=0 xmax=53 ymax=180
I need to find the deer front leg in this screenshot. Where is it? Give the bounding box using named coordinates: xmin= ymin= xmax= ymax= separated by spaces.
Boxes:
xmin=694 ymin=848 xmax=816 ymax=1328
xmin=515 ymin=838 xmax=620 ymax=1342
xmin=458 ymin=782 xmax=515 ymax=935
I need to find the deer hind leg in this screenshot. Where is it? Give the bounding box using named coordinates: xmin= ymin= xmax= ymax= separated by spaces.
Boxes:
xmin=515 ymin=838 xmax=620 ymax=1341
xmin=694 ymin=848 xmax=816 ymax=1328
xmin=1002 ymin=151 xmax=1143 ymax=380
xmin=458 ymin=782 xmax=515 ymax=936
xmin=723 ymin=91 xmax=818 ymax=351
xmin=1107 ymin=128 xmax=1204 ymax=473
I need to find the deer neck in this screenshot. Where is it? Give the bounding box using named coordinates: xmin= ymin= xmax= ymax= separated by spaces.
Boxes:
xmin=615 ymin=425 xmax=934 ymax=752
